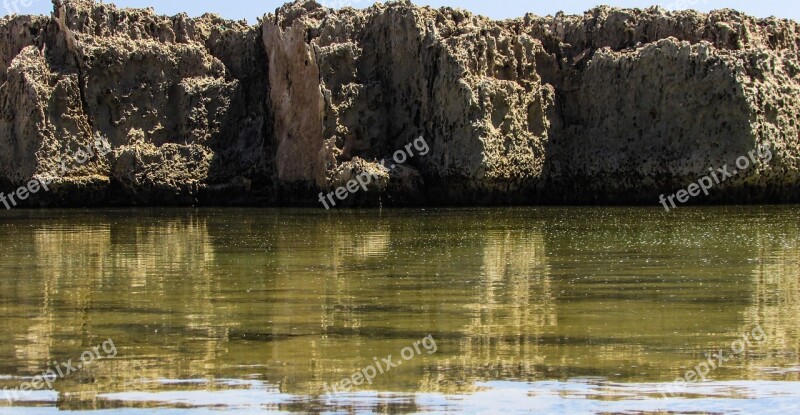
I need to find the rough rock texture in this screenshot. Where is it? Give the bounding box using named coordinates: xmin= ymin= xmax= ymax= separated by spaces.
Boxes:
xmin=1 ymin=0 xmax=798 ymax=207
xmin=523 ymin=7 xmax=800 ymax=202
xmin=1 ymin=0 xmax=274 ymax=205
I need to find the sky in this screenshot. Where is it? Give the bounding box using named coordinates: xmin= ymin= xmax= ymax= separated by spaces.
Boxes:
xmin=2 ymin=0 xmax=799 ymax=23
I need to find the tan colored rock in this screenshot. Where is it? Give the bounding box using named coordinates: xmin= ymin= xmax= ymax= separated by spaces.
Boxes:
xmin=263 ymin=7 xmax=326 ymax=186
xmin=0 ymin=0 xmax=798 ymax=206
xmin=1 ymin=0 xmax=273 ymax=205
xmin=111 ymin=140 xmax=212 ymax=203
xmin=518 ymin=8 xmax=800 ymax=202
xmin=265 ymin=1 xmax=557 ymax=203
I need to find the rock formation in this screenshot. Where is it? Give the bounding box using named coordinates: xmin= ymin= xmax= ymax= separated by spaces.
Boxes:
xmin=1 ymin=0 xmax=798 ymax=207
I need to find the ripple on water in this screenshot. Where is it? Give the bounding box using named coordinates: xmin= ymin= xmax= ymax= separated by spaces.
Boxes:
xmin=4 ymin=379 xmax=799 ymax=414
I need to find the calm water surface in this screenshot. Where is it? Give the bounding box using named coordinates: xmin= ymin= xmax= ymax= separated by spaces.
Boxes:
xmin=0 ymin=207 xmax=798 ymax=414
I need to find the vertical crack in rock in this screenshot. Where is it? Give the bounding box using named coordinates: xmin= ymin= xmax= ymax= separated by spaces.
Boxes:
xmin=54 ymin=1 xmax=94 ymax=132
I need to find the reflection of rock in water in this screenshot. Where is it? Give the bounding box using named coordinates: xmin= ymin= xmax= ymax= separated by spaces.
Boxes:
xmin=300 ymin=218 xmax=392 ymax=332
xmin=273 ymin=216 xmax=393 ymax=395
xmin=423 ymin=226 xmax=554 ymax=393
xmin=106 ymin=215 xmax=225 ymax=394
xmin=17 ymin=224 xmax=112 ymax=373
xmin=743 ymin=236 xmax=800 ymax=378
xmin=16 ymin=214 xmax=226 ymax=405
xmin=335 ymin=231 xmax=391 ymax=261
xmin=324 ymin=230 xmax=391 ymax=330
xmin=111 ymin=216 xmax=216 ymax=289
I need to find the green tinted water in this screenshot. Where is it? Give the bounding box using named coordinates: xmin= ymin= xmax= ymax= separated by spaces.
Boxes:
xmin=0 ymin=207 xmax=798 ymax=413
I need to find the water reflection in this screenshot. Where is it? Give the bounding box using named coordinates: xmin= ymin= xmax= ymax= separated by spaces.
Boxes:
xmin=428 ymin=224 xmax=555 ymax=394
xmin=4 ymin=213 xmax=228 ymax=406
xmin=0 ymin=207 xmax=798 ymax=413
xmin=744 ymin=234 xmax=800 ymax=379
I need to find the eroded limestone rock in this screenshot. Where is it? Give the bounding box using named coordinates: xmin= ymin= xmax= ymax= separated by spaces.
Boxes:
xmin=1 ymin=0 xmax=273 ymax=206
xmin=0 ymin=0 xmax=798 ymax=207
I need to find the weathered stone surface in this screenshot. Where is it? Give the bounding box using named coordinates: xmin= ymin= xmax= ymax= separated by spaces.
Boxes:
xmin=521 ymin=7 xmax=800 ymax=202
xmin=0 ymin=0 xmax=798 ymax=207
xmin=1 ymin=0 xmax=273 ymax=206
xmin=265 ymin=1 xmax=557 ymax=204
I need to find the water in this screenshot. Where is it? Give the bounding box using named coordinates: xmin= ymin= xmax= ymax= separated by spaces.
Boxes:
xmin=0 ymin=207 xmax=798 ymax=414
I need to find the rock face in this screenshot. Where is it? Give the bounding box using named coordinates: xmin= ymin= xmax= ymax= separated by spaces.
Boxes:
xmin=1 ymin=0 xmax=274 ymax=206
xmin=1 ymin=0 xmax=798 ymax=207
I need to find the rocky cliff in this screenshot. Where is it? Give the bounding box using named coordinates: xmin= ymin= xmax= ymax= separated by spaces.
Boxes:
xmin=1 ymin=0 xmax=798 ymax=207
